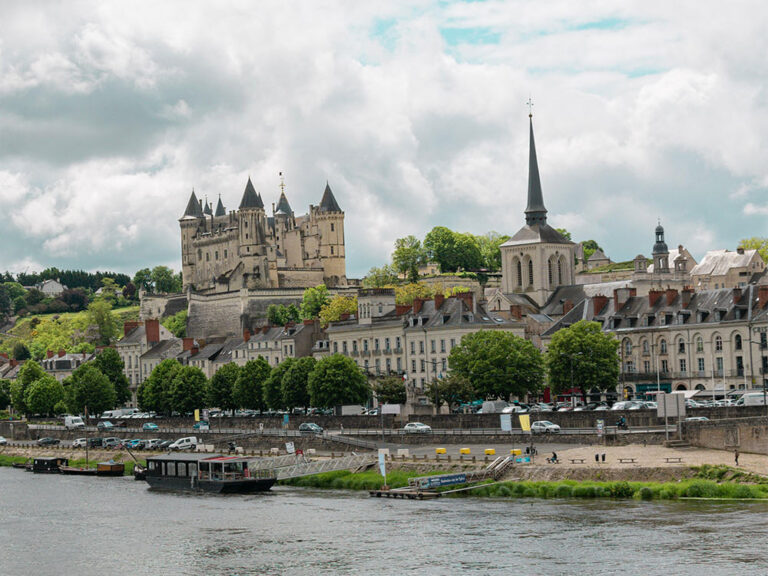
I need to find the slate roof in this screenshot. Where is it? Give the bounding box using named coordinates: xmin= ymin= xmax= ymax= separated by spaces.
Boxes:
xmin=140 ymin=338 xmax=182 ymax=361
xmin=119 ymin=325 xmax=147 ymax=345
xmin=211 ymin=336 xmax=244 ymax=364
xmin=215 ymin=196 xmax=226 ymax=217
xmin=319 ymin=183 xmax=342 ymax=212
xmin=203 ymin=199 xmax=213 ymax=216
xmin=275 ymin=192 xmax=292 ymax=215
xmin=501 ymin=223 xmax=572 ymax=247
xmin=182 ymin=190 xmax=204 ymax=219
xmin=239 ymin=177 xmax=264 ymax=210
xmin=690 ymin=249 xmax=759 ymax=276
xmin=525 ymin=117 xmax=547 ymax=226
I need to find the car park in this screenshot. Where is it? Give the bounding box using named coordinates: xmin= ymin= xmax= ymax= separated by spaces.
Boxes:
xmin=298 ymin=422 xmax=323 ymax=434
xmin=142 ymin=422 xmax=159 ymax=431
xmin=530 ymin=421 xmax=561 ymax=434
xmin=37 ymin=437 xmax=60 ymax=446
xmin=97 ymin=420 xmax=115 ymax=431
xmin=403 ymin=422 xmax=432 ymax=433
xmin=72 ymin=438 xmax=87 ymax=448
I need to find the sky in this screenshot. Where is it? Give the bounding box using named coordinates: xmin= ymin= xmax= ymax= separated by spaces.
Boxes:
xmin=1 ymin=0 xmax=768 ymax=280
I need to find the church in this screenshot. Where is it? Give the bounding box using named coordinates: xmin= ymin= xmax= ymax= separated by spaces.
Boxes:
xmin=179 ymin=177 xmax=347 ymax=293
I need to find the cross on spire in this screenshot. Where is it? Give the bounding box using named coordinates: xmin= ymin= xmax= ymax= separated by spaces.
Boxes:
xmin=526 ymin=96 xmax=534 ymax=118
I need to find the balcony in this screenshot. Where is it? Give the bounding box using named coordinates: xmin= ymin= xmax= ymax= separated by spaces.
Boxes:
xmin=372 ymin=349 xmax=381 ymax=356
xmin=350 ymin=350 xmax=359 ymax=357
xmin=361 ymin=350 xmax=371 ymax=357
xmin=393 ymin=347 xmax=403 ymax=354
xmin=383 ymin=348 xmax=392 ymax=355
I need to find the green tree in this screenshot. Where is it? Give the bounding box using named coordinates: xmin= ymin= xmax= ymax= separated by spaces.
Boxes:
xmin=170 ymin=366 xmax=208 ymax=414
xmin=139 ymin=359 xmax=181 ymax=414
xmin=475 ymin=231 xmax=510 ymax=272
xmin=738 ymin=237 xmax=768 ymax=262
xmin=69 ymin=363 xmax=117 ymax=416
xmin=424 ymin=226 xmax=482 ymax=272
xmin=0 ymin=379 xmax=11 ymax=410
xmin=264 ymin=359 xmax=294 ymax=410
xmin=308 ymin=354 xmax=369 ymax=408
xmin=162 ymin=310 xmax=187 ymax=337
xmin=394 ymin=283 xmax=434 ymax=305
xmin=372 ymin=376 xmax=406 ymax=405
xmin=0 ymin=285 xmax=10 ymax=318
xmin=233 ymin=357 xmax=271 ymax=411
xmin=133 ymin=268 xmax=152 ymax=292
xmin=449 ymin=330 xmax=544 ymax=400
xmin=24 ymin=374 xmax=64 ymax=416
xmin=151 ymin=266 xmax=181 ymax=293
xmin=87 ymin=300 xmax=118 ymax=345
xmin=300 ymin=285 xmax=330 ymax=320
xmin=98 ymin=277 xmax=121 ymax=302
xmin=546 ymin=320 xmax=620 ymax=398
xmin=281 ymin=356 xmax=316 ymax=411
xmin=555 ymin=228 xmax=572 ymax=241
xmin=267 ymin=304 xmax=301 ymax=326
xmin=11 ymin=360 xmax=47 ymax=414
xmin=94 ymin=348 xmax=131 ymax=406
xmin=425 ymin=374 xmax=475 ymax=412
xmin=12 ymin=295 xmax=27 ymax=314
xmin=362 ymin=265 xmax=399 ymax=288
xmin=2 ymin=282 xmax=26 ymax=301
xmin=12 ymin=342 xmax=31 ymax=361
xmin=207 ymin=363 xmax=241 ymax=412
xmin=392 ymin=235 xmax=426 ymax=283
xmin=581 ymin=239 xmax=604 ymax=262
xmin=319 ymin=295 xmax=358 ymax=325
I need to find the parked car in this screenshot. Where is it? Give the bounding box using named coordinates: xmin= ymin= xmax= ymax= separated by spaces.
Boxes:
xmin=169 ymin=436 xmax=199 ymax=451
xmin=403 ymin=422 xmax=432 ymax=434
xmin=0 ymin=436 xmax=6 ymax=445
xmin=102 ymin=437 xmax=121 ymax=448
xmin=145 ymin=439 xmax=164 ymax=450
xmin=685 ymin=416 xmax=710 ymax=422
xmin=142 ymin=422 xmax=159 ymax=431
xmin=298 ymin=422 xmax=323 ymax=434
xmin=72 ymin=438 xmax=87 ymax=448
xmin=531 ymin=421 xmax=561 ymax=434
xmin=37 ymin=437 xmax=60 ymax=446
xmin=64 ymin=416 xmax=85 ymax=430
xmin=502 ymin=405 xmax=527 ymax=414
xmin=97 ymin=420 xmax=114 ymax=431
xmin=88 ymin=437 xmax=103 ymax=448
xmin=157 ymin=439 xmax=174 ymax=450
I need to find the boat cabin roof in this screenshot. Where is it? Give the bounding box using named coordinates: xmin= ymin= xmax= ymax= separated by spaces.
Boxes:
xmin=148 ymin=453 xmax=223 ymax=463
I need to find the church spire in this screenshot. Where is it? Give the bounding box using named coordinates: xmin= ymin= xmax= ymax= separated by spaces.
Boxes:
xmin=524 ymin=115 xmax=547 ymax=227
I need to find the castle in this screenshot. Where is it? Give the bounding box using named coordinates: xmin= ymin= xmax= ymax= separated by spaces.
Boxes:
xmin=180 ymin=176 xmax=347 ymax=293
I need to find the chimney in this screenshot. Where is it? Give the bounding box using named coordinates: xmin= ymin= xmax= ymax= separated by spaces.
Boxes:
xmin=190 ymin=345 xmax=199 ymax=356
xmin=243 ymin=329 xmax=251 ymax=342
xmin=682 ymin=287 xmax=694 ymax=309
xmin=396 ymin=304 xmax=412 ymax=316
xmin=47 ymin=350 xmax=54 ymax=359
xmin=262 ymin=326 xmax=270 ymax=334
xmin=759 ymin=285 xmax=768 ymax=309
xmin=58 ymin=349 xmax=66 ymax=357
xmin=10 ymin=359 xmax=17 ymax=368
xmin=648 ymin=290 xmax=664 ymax=307
xmin=145 ymin=318 xmax=160 ymax=345
xmin=123 ymin=321 xmax=140 ymax=337
xmin=182 ymin=337 xmax=195 ymax=352
xmin=562 ymin=300 xmax=574 ymax=315
xmin=434 ymin=293 xmax=445 ymax=309
xmin=665 ymin=289 xmax=678 ymax=306
xmin=510 ymin=304 xmax=523 ymax=320
xmin=413 ymin=298 xmax=424 ymax=315
xmin=733 ymin=287 xmax=742 ymax=304
xmin=737 ymin=247 xmax=745 ymax=255
xmin=455 ymin=291 xmax=475 ymax=313
xmin=593 ymin=295 xmax=608 ymax=315
xmin=303 ymin=319 xmax=314 ymax=325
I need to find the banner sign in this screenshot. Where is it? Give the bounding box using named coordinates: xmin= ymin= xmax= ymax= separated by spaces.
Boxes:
xmin=379 ymin=451 xmax=386 ymax=477
xmin=285 ymin=441 xmax=295 ymax=454
xmin=519 ymin=414 xmax=531 ymax=432
xmin=500 ymin=414 xmax=512 ymax=432
xmin=418 ymin=473 xmax=467 ymax=489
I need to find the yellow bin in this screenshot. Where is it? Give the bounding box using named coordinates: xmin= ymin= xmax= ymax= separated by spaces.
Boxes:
xmin=510 ymin=449 xmax=522 ymax=456
xmin=484 ymin=448 xmax=496 ymax=456
xmin=460 ymin=447 xmax=471 ymax=455
xmin=435 ymin=447 xmax=447 ymax=455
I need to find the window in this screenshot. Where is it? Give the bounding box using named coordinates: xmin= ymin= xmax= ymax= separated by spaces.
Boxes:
xmin=375 ymin=359 xmax=381 ymax=373
xmin=642 ymin=340 xmax=649 ymax=354
xmin=557 ymin=258 xmax=563 ymax=285
xmin=440 ymin=339 xmax=446 ymax=353
xmin=364 ymin=360 xmax=369 ymax=372
xmin=516 ymin=260 xmax=522 ymax=287
xmin=331 ymin=246 xmax=334 ymax=255
xmin=528 ymin=260 xmax=534 ymax=286
xmin=410 ymin=341 xmax=415 ymax=354
xmin=715 ymin=336 xmax=723 ymax=351
xmin=679 ymin=359 xmax=687 ymax=373
xmin=385 ymin=337 xmax=390 ymax=351
xmin=624 ymin=340 xmax=632 ymax=355
xmin=643 ymin=360 xmax=650 ymax=373
xmin=397 ymin=357 xmax=402 ymax=371
xmin=353 ymin=341 xmax=358 ymax=352
xmin=331 ymin=223 xmax=335 ymax=231
xmin=430 ymin=340 xmax=436 ymax=353
xmin=716 ymin=357 xmax=723 ymax=375
xmin=333 ymin=342 xmax=338 ymax=353
xmin=441 ymin=358 xmax=447 ymax=372
xmin=696 ymin=337 xmax=703 ymax=353
xmin=342 ymin=341 xmax=347 ymax=353
xmin=625 ymin=361 xmax=635 ymax=373
xmin=548 ymin=259 xmax=553 ymax=285
xmin=678 ymin=339 xmax=685 ymax=353
xmin=698 ymin=358 xmax=705 ymax=372
xmin=215 ymin=251 xmax=219 ymax=260
xmin=206 ymin=252 xmax=210 ymax=262
xmin=224 ymin=249 xmax=227 ymax=259
xmin=386 ymin=358 xmax=391 ymax=372
xmin=419 ymin=341 xmax=424 ymax=354
xmin=450 ymin=338 xmax=456 ymax=349
xmin=363 ymin=340 xmax=368 ymax=352
xmin=420 ymin=360 xmax=425 ymax=372
xmin=411 ymin=360 xmax=416 ymax=372
xmin=374 ymin=339 xmax=379 ymax=351
xmin=660 ymin=339 xmax=667 ymax=354
xmin=396 ymin=337 xmax=401 ymax=350
xmin=735 ymin=334 xmax=743 ymax=350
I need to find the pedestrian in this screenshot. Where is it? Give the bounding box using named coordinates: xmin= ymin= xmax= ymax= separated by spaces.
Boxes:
xmin=734 ymin=449 xmax=739 ymax=466
xmin=340 ymin=423 xmax=344 ymax=434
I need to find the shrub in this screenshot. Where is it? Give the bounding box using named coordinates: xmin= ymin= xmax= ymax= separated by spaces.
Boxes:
xmin=638 ymin=487 xmax=654 ymax=500
xmin=572 ymin=485 xmax=596 ymax=498
xmin=732 ymin=485 xmax=755 ymax=499
xmin=609 ymin=482 xmax=634 ymax=498
xmin=494 ymin=485 xmax=512 ymax=498
xmin=555 ymin=485 xmax=573 ymax=498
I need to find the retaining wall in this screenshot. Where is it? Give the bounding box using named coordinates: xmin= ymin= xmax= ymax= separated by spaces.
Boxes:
xmin=684 ymin=417 xmax=768 ymax=455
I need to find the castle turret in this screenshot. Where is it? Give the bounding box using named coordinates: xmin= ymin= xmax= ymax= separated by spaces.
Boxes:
xmin=237 ymin=177 xmax=268 ymax=287
xmin=316 ymin=182 xmax=346 ymax=286
xmin=180 ymin=189 xmax=204 ymax=290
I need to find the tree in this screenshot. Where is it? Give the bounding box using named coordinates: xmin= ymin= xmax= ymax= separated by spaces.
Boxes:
xmin=738 ymin=237 xmax=768 ymax=263
xmin=0 ymin=379 xmax=11 ymax=410
xmin=12 ymin=295 xmax=27 ymax=314
xmin=475 ymin=231 xmax=510 ymax=272
xmin=87 ymin=300 xmax=118 ymax=345
xmin=69 ymin=363 xmax=117 ymax=416
xmin=425 ymin=374 xmax=474 ymax=412
xmin=394 ymin=283 xmax=434 ymax=305
xmin=12 ymin=342 xmax=31 ymax=361
xmin=24 ymin=374 xmax=64 ymax=416
xmin=555 ymin=228 xmax=572 ymax=241
xmin=233 ymin=357 xmax=271 ymax=412
xmin=98 ymin=277 xmax=121 ymax=302
xmin=300 ymin=285 xmax=330 ymax=320
xmin=133 ymin=268 xmax=152 ymax=292
xmin=264 ymin=359 xmax=294 ymax=410
xmin=122 ymin=282 xmax=137 ymax=300
xmin=372 ymin=376 xmax=406 ymax=405
xmin=362 ymin=265 xmax=399 ymax=288
xmin=139 ymin=359 xmax=181 ymax=414
xmin=1 ymin=281 xmax=26 ymax=301
xmin=546 ymin=320 xmax=620 ymax=399
xmin=308 ymin=354 xmax=369 ymax=408
xmin=448 ymin=330 xmax=544 ymax=400
xmin=59 ymin=288 xmax=88 ymax=312
xmin=424 ymin=227 xmax=482 ymax=272
xmin=11 ymin=360 xmax=46 ymax=414
xmin=267 ymin=304 xmax=300 ymax=326
xmin=170 ymin=366 xmax=208 ymax=414
xmin=0 ymin=285 xmax=10 ymax=319
xmin=25 ymin=288 xmax=44 ymax=306
xmin=162 ymin=310 xmax=187 ymax=337
xmin=94 ymin=348 xmax=131 ymax=406
xmin=392 ymin=235 xmax=426 ymax=283
xmin=207 ymin=362 xmax=241 ymax=412
xmin=581 ymin=239 xmax=604 ymax=263
xmin=151 ymin=266 xmax=182 ymax=293
xmin=319 ymin=295 xmax=358 ymax=324
xmin=281 ymin=356 xmax=316 ymax=411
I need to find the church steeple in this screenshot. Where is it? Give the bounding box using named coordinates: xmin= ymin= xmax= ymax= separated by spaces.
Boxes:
xmin=524 ymin=115 xmax=547 ymax=227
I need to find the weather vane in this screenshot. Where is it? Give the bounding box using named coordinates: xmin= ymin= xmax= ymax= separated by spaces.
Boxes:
xmin=526 ymin=96 xmax=534 ymax=118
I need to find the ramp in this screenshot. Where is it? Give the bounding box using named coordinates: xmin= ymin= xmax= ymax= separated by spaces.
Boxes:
xmin=247 ymin=453 xmax=377 ymax=480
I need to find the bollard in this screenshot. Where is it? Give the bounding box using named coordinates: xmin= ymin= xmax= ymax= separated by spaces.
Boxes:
xmin=472 ymin=456 xmax=476 ymax=463
xmin=459 ymin=454 xmax=464 ymax=462
xmin=447 ymin=455 xmax=451 ymax=463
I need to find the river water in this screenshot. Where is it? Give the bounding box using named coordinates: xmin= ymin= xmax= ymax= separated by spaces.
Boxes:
xmin=0 ymin=466 xmax=766 ymax=576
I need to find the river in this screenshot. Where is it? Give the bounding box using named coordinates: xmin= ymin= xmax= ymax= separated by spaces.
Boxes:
xmin=0 ymin=467 xmax=766 ymax=575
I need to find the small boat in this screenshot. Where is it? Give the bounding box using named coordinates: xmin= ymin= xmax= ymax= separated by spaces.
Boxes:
xmin=96 ymin=461 xmax=125 ymax=477
xmin=12 ymin=460 xmax=32 ymax=471
xmin=145 ymin=454 xmax=276 ymax=494
xmin=60 ymin=465 xmax=97 ymax=476
xmin=33 ymin=457 xmax=69 ymax=474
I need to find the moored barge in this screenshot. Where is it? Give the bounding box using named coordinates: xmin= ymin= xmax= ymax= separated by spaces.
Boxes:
xmin=145 ymin=454 xmax=276 ymax=494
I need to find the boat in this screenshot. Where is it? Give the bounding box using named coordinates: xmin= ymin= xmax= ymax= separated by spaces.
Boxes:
xmin=144 ymin=454 xmax=276 ymax=494
xmin=12 ymin=459 xmax=32 ymax=471
xmin=60 ymin=465 xmax=97 ymax=476
xmin=133 ymin=463 xmax=147 ymax=481
xmin=96 ymin=461 xmax=125 ymax=477
xmin=32 ymin=457 xmax=69 ymax=474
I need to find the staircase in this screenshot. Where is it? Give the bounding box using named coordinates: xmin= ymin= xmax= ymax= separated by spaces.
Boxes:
xmin=664 ymin=439 xmax=691 ymax=449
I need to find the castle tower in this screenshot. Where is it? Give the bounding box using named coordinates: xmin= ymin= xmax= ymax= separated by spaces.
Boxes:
xmin=180 ymin=189 xmax=204 ymax=290
xmin=315 ymin=182 xmax=346 ymax=286
xmin=238 ymin=177 xmax=269 ymax=287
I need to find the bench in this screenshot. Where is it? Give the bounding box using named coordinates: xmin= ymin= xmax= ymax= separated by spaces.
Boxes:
xmin=618 ymin=458 xmax=637 ymax=464
xmin=664 ymin=457 xmax=683 ymax=463
xmin=546 ymin=457 xmax=561 ymax=464
xmin=569 ymin=458 xmax=585 ymax=464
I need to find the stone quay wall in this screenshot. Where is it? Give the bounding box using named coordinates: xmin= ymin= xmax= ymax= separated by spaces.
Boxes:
xmin=683 ymin=417 xmax=768 ymax=454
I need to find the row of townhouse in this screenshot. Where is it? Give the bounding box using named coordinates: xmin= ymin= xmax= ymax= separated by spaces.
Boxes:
xmin=541 ymin=283 xmax=768 ymax=399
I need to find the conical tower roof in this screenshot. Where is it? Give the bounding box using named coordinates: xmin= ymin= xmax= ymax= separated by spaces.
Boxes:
xmin=275 ymin=191 xmax=292 ymax=215
xmin=203 ymin=198 xmax=213 ymax=216
xmin=182 ymin=190 xmax=204 ymax=218
xmin=319 ymin=182 xmax=342 ymax=212
xmin=524 ymin=116 xmax=547 ymax=226
xmin=239 ymin=177 xmax=264 ymax=210
xmin=215 ymin=195 xmax=226 ymax=217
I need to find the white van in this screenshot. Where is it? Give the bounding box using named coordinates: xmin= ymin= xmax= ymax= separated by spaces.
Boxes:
xmin=100 ymin=410 xmax=123 ymax=419
xmin=169 ymin=436 xmax=199 ymax=451
xmin=64 ymin=416 xmax=85 ymax=430
xmin=736 ymin=392 xmax=767 ymax=406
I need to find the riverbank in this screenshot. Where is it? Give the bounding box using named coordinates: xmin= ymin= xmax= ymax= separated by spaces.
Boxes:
xmin=0 ymin=453 xmax=138 ymax=475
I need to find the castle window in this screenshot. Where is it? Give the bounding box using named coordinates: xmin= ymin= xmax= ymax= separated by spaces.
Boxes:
xmin=516 ymin=260 xmax=522 ymax=287
xmin=224 ymin=249 xmax=228 ymax=259
xmin=331 ymin=223 xmax=335 ymax=231
xmin=245 ymin=221 xmax=248 ymax=228
xmin=528 ymin=260 xmax=534 ymax=286
xmin=331 ymin=246 xmax=334 ymax=255
xmin=215 ymin=251 xmax=219 ymax=260
xmin=198 ymin=249 xmax=202 ymax=260
xmin=557 ymin=258 xmax=563 ymax=285
xmin=547 ymin=259 xmax=553 ymax=286
xmin=206 ymin=253 xmax=210 ymax=262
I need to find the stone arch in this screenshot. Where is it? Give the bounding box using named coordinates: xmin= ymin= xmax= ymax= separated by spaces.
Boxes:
xmin=527 ymin=258 xmax=534 ymax=287
xmin=713 ymin=332 xmax=723 ymax=352
xmin=558 ymin=254 xmax=567 ymax=286
xmin=694 ymin=383 xmax=706 ymax=391
xmin=730 ymin=330 xmax=743 ymax=351
xmin=675 ymin=383 xmax=687 ymax=391
xmin=692 ymin=332 xmax=704 ymax=353
xmin=622 ymin=337 xmax=633 ymax=356
xmin=514 ymin=257 xmax=522 ymax=288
